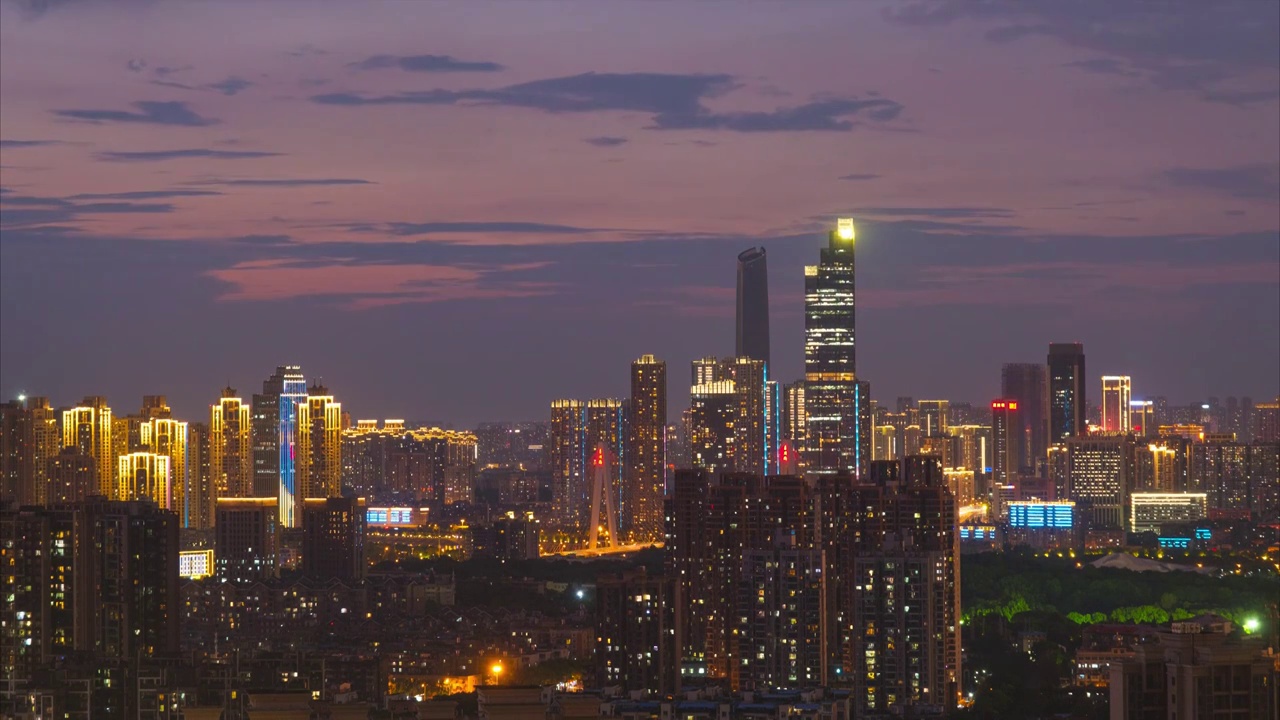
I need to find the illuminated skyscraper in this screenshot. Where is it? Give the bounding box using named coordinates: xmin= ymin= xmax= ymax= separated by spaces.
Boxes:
xmin=549 ymin=398 xmax=624 ymax=536
xmin=251 ymin=365 xmax=306 ymax=526
xmin=1130 ymin=400 xmax=1155 ymax=437
xmin=116 ymin=452 xmax=172 ymax=509
xmin=1066 ymin=434 xmax=1135 ymax=530
xmin=1001 ymin=363 xmax=1048 ymax=473
xmin=1047 ymin=343 xmax=1086 ymax=442
xmin=804 ymin=218 xmax=870 ymax=477
xmin=210 ymin=387 xmax=252 ymax=499
xmin=61 ymin=397 xmax=114 ymax=497
xmin=139 ymin=417 xmax=188 ymax=523
xmin=628 ymin=355 xmax=666 ymax=543
xmin=1101 ymin=376 xmax=1132 ymax=433
xmin=689 ymin=380 xmax=737 ymax=474
xmin=727 ymin=357 xmax=767 ymax=475
xmin=917 ymin=399 xmax=949 ymax=436
xmin=782 ymin=380 xmax=806 ymax=457
xmin=296 ymin=383 xmax=342 ymax=502
xmin=735 ymin=247 xmax=771 ymax=367
xmin=990 ymin=400 xmax=1020 ymax=486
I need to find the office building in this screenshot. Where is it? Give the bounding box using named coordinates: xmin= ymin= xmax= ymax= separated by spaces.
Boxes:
xmin=1048 ymin=343 xmax=1086 ymax=442
xmin=1001 ymin=363 xmax=1048 ymax=473
xmin=735 ymin=246 xmax=771 ymax=367
xmin=1101 ymin=376 xmax=1132 ymax=433
xmin=215 ymin=497 xmax=280 ymax=583
xmin=301 ymin=496 xmax=367 ymax=581
xmin=991 ymin=399 xmax=1021 ymax=491
xmin=210 ymin=387 xmax=253 ymax=499
xmin=61 ymin=397 xmax=115 ymax=497
xmin=596 ymin=568 xmax=679 ymax=695
xmin=805 ymin=218 xmax=870 ymax=478
xmin=1129 ymin=493 xmax=1208 ymax=534
xmin=296 ymin=383 xmax=342 ymax=502
xmin=1067 ymin=434 xmax=1136 ymax=530
xmin=628 ymin=354 xmax=666 ymax=543
xmin=251 ymin=365 xmax=306 ymax=525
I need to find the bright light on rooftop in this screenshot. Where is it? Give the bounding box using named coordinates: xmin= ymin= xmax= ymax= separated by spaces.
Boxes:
xmin=837 ymin=217 xmax=855 ymax=241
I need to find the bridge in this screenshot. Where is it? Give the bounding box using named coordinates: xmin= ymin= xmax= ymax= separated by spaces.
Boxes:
xmin=545 ymin=542 xmax=663 ymax=558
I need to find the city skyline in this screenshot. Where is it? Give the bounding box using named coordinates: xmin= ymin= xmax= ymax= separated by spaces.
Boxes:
xmin=2 ymin=1 xmax=1278 ymax=427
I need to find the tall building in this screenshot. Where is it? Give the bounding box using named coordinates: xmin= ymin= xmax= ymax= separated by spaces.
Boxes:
xmin=727 ymin=357 xmax=767 ymax=475
xmin=1 ymin=399 xmax=28 ymax=505
xmin=474 ymin=421 xmax=548 ymax=471
xmin=210 ymin=387 xmax=253 ymax=499
xmin=1001 ymin=363 xmax=1048 ymax=473
xmin=628 ymin=355 xmax=666 ymax=543
xmin=1067 ymin=434 xmax=1135 ymax=530
xmin=805 ymin=218 xmax=866 ymax=477
xmin=782 ymin=380 xmax=806 ymax=458
xmin=549 ymin=399 xmax=624 ymax=537
xmin=341 ymin=422 xmax=477 ymax=503
xmin=251 ymin=365 xmax=306 ymax=525
xmin=735 ymin=247 xmax=771 ymax=367
xmin=215 ymin=497 xmax=279 ymax=583
xmin=186 ymin=421 xmax=214 ymax=529
xmin=139 ymin=417 xmax=188 ymax=524
xmin=917 ymin=399 xmax=949 ymax=436
xmin=116 ymin=452 xmax=172 ymax=509
xmin=1047 ymin=343 xmax=1086 ymax=442
xmin=1101 ymin=376 xmax=1132 ymax=433
xmin=688 ymin=380 xmax=737 ymax=474
xmin=301 ymin=496 xmax=367 ymax=581
xmin=596 ymin=568 xmax=679 ymax=695
xmin=296 ymin=383 xmax=342 ymax=502
xmin=46 ymin=448 xmax=96 ymax=503
xmin=1129 ymin=400 xmax=1154 ymax=437
xmin=61 ymin=397 xmax=114 ymax=497
xmin=1256 ymin=397 xmax=1279 ymax=442
xmin=991 ymin=400 xmax=1021 ymax=494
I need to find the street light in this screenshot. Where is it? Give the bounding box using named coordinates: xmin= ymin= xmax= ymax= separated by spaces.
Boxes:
xmin=491 ymin=662 xmax=504 ymax=677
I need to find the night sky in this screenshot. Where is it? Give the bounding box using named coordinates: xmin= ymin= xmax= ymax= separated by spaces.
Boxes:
xmin=2 ymin=1 xmax=1277 ymax=427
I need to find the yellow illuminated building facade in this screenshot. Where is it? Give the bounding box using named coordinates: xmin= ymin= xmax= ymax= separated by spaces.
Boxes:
xmin=210 ymin=388 xmax=253 ymax=498
xmin=1101 ymin=376 xmax=1132 ymax=433
xmin=296 ymin=385 xmax=342 ymax=500
xmin=117 ymin=452 xmax=172 ymax=508
xmin=141 ymin=417 xmax=189 ymax=522
xmin=62 ymin=397 xmax=114 ymax=496
xmin=24 ymin=397 xmax=61 ymax=506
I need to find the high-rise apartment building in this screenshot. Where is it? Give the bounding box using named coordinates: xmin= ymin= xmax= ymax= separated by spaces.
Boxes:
xmin=1129 ymin=400 xmax=1154 ymax=437
xmin=186 ymin=421 xmax=214 ymax=529
xmin=215 ymin=497 xmax=280 ymax=583
xmin=1067 ymin=434 xmax=1135 ymax=530
xmin=341 ymin=422 xmax=477 ymax=503
xmin=1256 ymin=397 xmax=1279 ymax=442
xmin=116 ymin=452 xmax=172 ymax=509
xmin=782 ymin=380 xmax=806 ymax=458
xmin=596 ymin=568 xmax=680 ymax=695
xmin=301 ymin=496 xmax=367 ymax=581
xmin=805 ymin=218 xmax=869 ymax=478
xmin=1001 ymin=363 xmax=1048 ymax=473
xmin=1101 ymin=376 xmax=1132 ymax=433
xmin=251 ymin=365 xmax=306 ymax=525
xmin=61 ymin=397 xmax=114 ymax=497
xmin=549 ymin=399 xmax=624 ymax=536
xmin=296 ymin=383 xmax=342 ymax=502
xmin=735 ymin=247 xmax=771 ymax=367
xmin=917 ymin=399 xmax=949 ymax=436
xmin=139 ymin=417 xmax=188 ymax=523
xmin=688 ymin=380 xmax=737 ymax=474
xmin=628 ymin=355 xmax=666 ymax=543
xmin=210 ymin=387 xmax=253 ymax=499
xmin=46 ymin=448 xmax=96 ymax=503
xmin=1047 ymin=343 xmax=1086 ymax=442
xmin=474 ymin=421 xmax=547 ymax=470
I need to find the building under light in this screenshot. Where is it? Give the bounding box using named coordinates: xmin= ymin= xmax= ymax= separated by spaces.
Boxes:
xmin=1129 ymin=492 xmax=1208 ymax=534
xmin=1101 ymin=376 xmax=1132 ymax=433
xmin=179 ymin=549 xmax=215 ymax=579
xmin=62 ymin=397 xmax=115 ymax=497
xmin=296 ymin=384 xmax=342 ymax=502
xmin=117 ymin=452 xmax=172 ymax=509
xmin=210 ymin=387 xmax=252 ymax=499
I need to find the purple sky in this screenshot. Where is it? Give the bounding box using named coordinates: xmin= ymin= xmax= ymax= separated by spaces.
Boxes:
xmin=2 ymin=0 xmax=1278 ymax=426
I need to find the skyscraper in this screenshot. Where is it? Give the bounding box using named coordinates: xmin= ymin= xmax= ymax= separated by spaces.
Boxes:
xmin=1001 ymin=363 xmax=1048 ymax=473
xmin=215 ymin=497 xmax=279 ymax=583
xmin=917 ymin=399 xmax=949 ymax=436
xmin=805 ymin=218 xmax=868 ymax=477
xmin=296 ymin=383 xmax=342 ymax=502
xmin=301 ymin=496 xmax=367 ymax=581
xmin=1101 ymin=376 xmax=1132 ymax=433
xmin=251 ymin=365 xmax=306 ymax=526
xmin=549 ymin=398 xmax=624 ymax=538
xmin=628 ymin=355 xmax=666 ymax=543
xmin=782 ymin=380 xmax=807 ymax=460
xmin=139 ymin=417 xmax=188 ymax=523
xmin=735 ymin=247 xmax=770 ymax=367
xmin=116 ymin=452 xmax=172 ymax=509
xmin=1047 ymin=343 xmax=1086 ymax=442
xmin=210 ymin=387 xmax=252 ymax=499
xmin=991 ymin=400 xmax=1021 ymax=519
xmin=688 ymin=380 xmax=737 ymax=474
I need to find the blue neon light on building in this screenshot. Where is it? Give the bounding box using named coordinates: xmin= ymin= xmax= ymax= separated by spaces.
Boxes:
xmin=277 ymin=373 xmax=307 ymax=528
xmin=1008 ymin=503 xmax=1074 ymax=529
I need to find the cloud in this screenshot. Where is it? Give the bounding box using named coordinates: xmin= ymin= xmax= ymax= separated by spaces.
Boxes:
xmin=95 ymin=148 xmax=281 ymax=162
xmin=888 ymin=1 xmax=1280 ymax=104
xmin=52 ymin=100 xmax=216 ymax=126
xmin=1198 ymin=89 xmax=1280 ymax=106
xmin=312 ymin=72 xmax=905 ymax=133
xmin=857 ymin=206 xmax=1015 ymax=219
xmin=367 ymin=221 xmax=597 ymax=237
xmin=230 ymin=234 xmax=296 ymax=246
xmin=206 ymin=258 xmax=555 ymax=309
xmin=349 ymin=54 xmax=504 ymax=72
xmin=1063 ymin=58 xmax=1139 ymax=77
xmin=202 ymin=178 xmax=374 ymax=187
xmin=206 ymin=76 xmax=253 ymax=96
xmin=839 ymin=173 xmax=881 ymax=181
xmin=0 ymin=194 xmax=175 ymax=228
xmin=1164 ymin=164 xmax=1280 ymax=201
xmin=585 ymin=136 xmax=629 ymax=147
xmin=0 ymin=140 xmax=63 ymax=148
xmin=67 ymin=189 xmax=223 ymax=200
